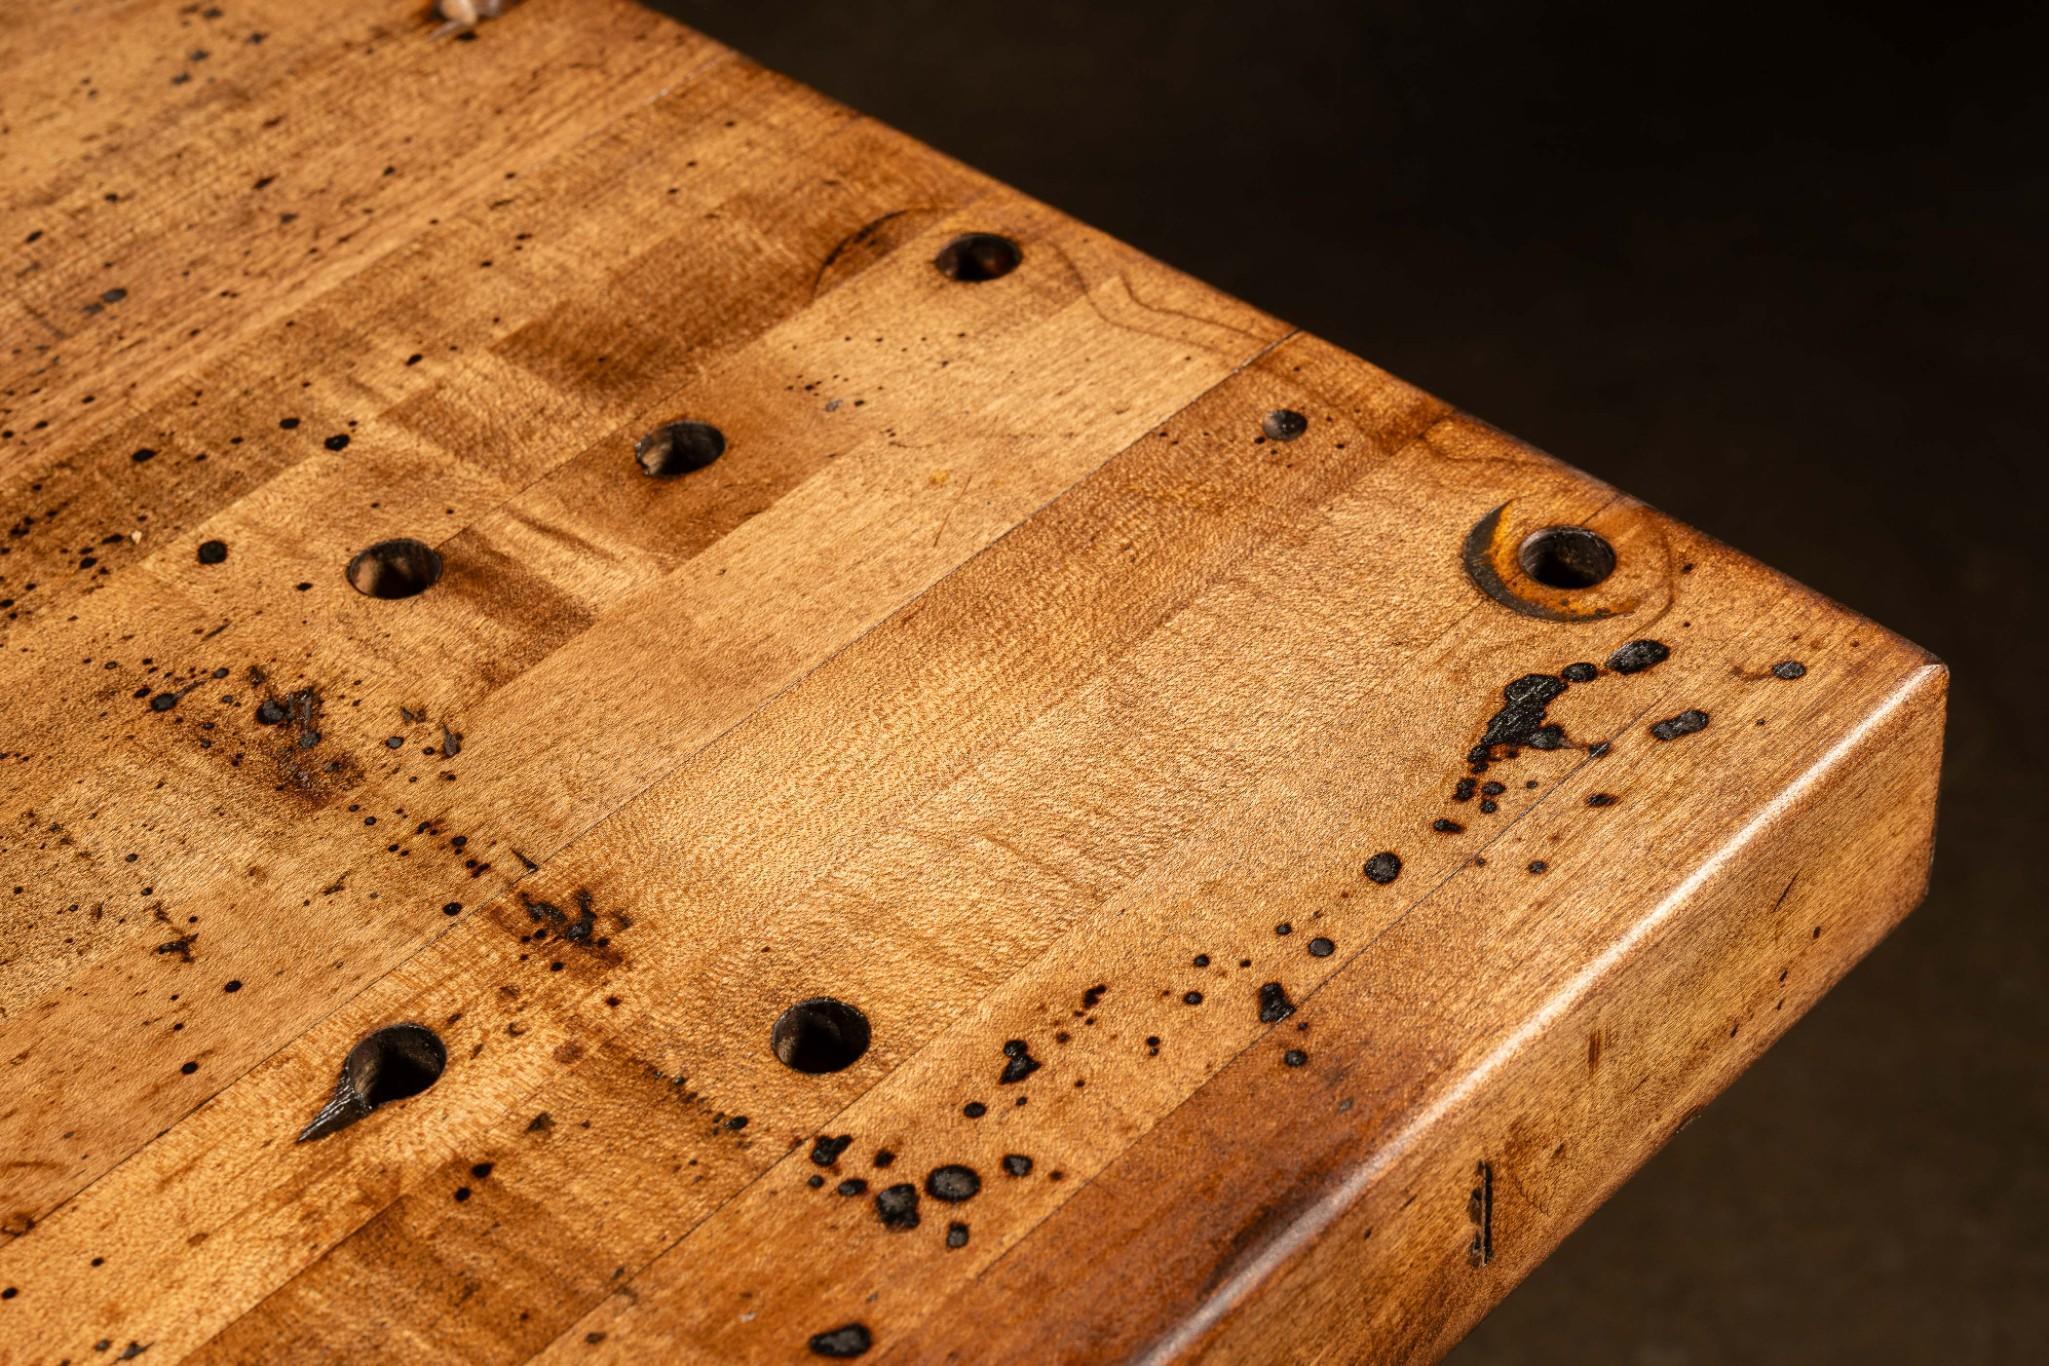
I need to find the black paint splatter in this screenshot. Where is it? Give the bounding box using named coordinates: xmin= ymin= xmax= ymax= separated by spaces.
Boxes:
xmin=1649 ymin=709 xmax=1709 ymax=741
xmin=1363 ymin=852 xmax=1402 ymax=884
xmin=1258 ymin=981 xmax=1296 ymax=1024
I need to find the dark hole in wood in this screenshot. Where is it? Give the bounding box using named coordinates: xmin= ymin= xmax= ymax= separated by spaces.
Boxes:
xmin=1517 ymin=526 xmax=1616 ymax=589
xmin=772 ymin=997 xmax=871 ymax=1074
xmin=635 ymin=420 xmax=726 ymax=477
xmin=296 ymin=1022 xmax=447 ymax=1142
xmin=933 ymin=233 xmax=1021 ymax=283
xmin=345 ymin=538 xmax=442 ymax=599
xmin=1261 ymin=409 xmax=1308 ymax=442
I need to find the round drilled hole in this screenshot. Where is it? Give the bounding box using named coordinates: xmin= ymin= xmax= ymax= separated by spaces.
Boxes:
xmin=1516 ymin=526 xmax=1616 ymax=589
xmin=1261 ymin=409 xmax=1308 ymax=442
xmin=348 ymin=1022 xmax=447 ymax=1107
xmin=635 ymin=420 xmax=726 ymax=477
xmin=771 ymin=997 xmax=871 ymax=1074
xmin=298 ymin=1021 xmax=447 ymax=1142
xmin=345 ymin=538 xmax=442 ymax=599
xmin=933 ymin=233 xmax=1021 ymax=283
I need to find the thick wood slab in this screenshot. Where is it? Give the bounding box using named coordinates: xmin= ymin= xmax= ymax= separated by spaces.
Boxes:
xmin=0 ymin=3 xmax=1944 ymax=1362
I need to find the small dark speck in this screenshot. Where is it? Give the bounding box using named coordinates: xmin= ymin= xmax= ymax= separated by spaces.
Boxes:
xmin=1363 ymin=851 xmax=1401 ymax=884
xmin=836 ymin=1178 xmax=868 ymax=1197
xmin=223 ymin=979 xmax=241 ymax=992
xmin=453 ymin=1187 xmax=471 ymax=1202
xmin=1192 ymin=953 xmax=1210 ymax=967
xmin=179 ymin=1061 xmax=198 ymax=1075
xmin=1605 ymin=639 xmax=1670 ymax=674
xmin=946 ymin=1222 xmax=969 ymax=1249
xmin=1649 ymin=709 xmax=1710 ymax=741
xmin=998 ymin=1038 xmax=1040 ymax=1084
xmin=324 ymin=433 xmax=350 ymax=451
xmin=1283 ymin=1049 xmax=1308 ymax=1067
xmin=131 ymin=447 xmax=157 ymax=463
xmin=1432 ymin=818 xmax=1464 ymax=833
xmin=873 ymin=1183 xmax=919 ymax=1230
xmin=1307 ymin=936 xmax=1335 ymax=958
xmin=278 ymin=417 xmax=300 ymax=429
xmin=196 ymin=539 xmax=228 ymax=565
xmin=102 ymin=288 xmax=127 ymax=303
xmin=1001 ymin=1154 xmax=1033 ymax=1177
xmin=1588 ymin=740 xmax=1612 ymax=758
xmin=149 ymin=692 xmax=179 ymax=712
xmin=808 ymin=1323 xmax=872 ymax=1358
xmin=1586 ymin=792 xmax=1618 ymax=807
xmin=1183 ymin=990 xmax=1204 ymax=1005
xmin=1561 ymin=662 xmax=1598 ymax=682
xmin=1274 ymin=922 xmax=1293 ymax=936
xmin=1772 ymin=660 xmax=1807 ymax=680
xmin=962 ymin=1101 xmax=986 ymax=1118
xmin=1527 ymin=860 xmax=1548 ymax=874
xmin=1258 ymin=981 xmax=1296 ymax=1023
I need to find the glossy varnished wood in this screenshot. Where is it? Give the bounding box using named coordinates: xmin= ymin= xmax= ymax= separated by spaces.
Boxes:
xmin=0 ymin=3 xmax=1944 ymax=1363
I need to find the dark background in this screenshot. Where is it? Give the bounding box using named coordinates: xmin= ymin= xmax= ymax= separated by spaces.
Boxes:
xmin=653 ymin=2 xmax=2045 ymax=1359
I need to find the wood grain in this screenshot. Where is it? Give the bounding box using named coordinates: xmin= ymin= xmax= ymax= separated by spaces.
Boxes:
xmin=0 ymin=3 xmax=1944 ymax=1363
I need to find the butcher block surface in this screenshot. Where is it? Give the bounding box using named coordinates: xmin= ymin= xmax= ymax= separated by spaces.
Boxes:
xmin=0 ymin=2 xmax=1944 ymax=1361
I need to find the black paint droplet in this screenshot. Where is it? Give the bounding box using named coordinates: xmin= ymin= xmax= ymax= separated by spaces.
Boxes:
xmin=946 ymin=1222 xmax=969 ymax=1249
xmin=962 ymin=1101 xmax=986 ymax=1118
xmin=836 ymin=1178 xmax=868 ymax=1197
xmin=324 ymin=433 xmax=350 ymax=452
xmin=810 ymin=1134 xmax=853 ymax=1166
xmin=924 ymin=1164 xmax=981 ymax=1203
xmin=1001 ymin=1153 xmax=1033 ymax=1177
xmin=1561 ymin=662 xmax=1598 ymax=683
xmin=255 ymin=698 xmax=288 ymax=724
xmin=808 ymin=1323 xmax=873 ymax=1358
xmin=873 ymin=1183 xmax=920 ymax=1230
xmin=933 ymin=233 xmax=1021 ymax=282
xmin=1586 ymin=792 xmax=1619 ymax=808
xmin=131 ymin=448 xmax=157 ymax=463
xmin=196 ymin=539 xmax=228 ymax=565
xmin=1527 ymin=860 xmax=1548 ymax=874
xmin=279 ymin=417 xmax=300 ymax=429
xmin=1649 ymin=709 xmax=1710 ymax=741
xmin=1307 ymin=936 xmax=1335 ymax=958
xmin=1432 ymin=818 xmax=1464 ymax=834
xmin=1260 ymin=409 xmax=1308 ymax=442
xmin=1283 ymin=1049 xmax=1308 ymax=1067
xmin=149 ymin=692 xmax=179 ymax=712
xmin=1183 ymin=990 xmax=1204 ymax=1005
xmin=634 ymin=420 xmax=726 ymax=477
xmin=998 ymin=1038 xmax=1041 ymax=1084
xmin=1605 ymin=639 xmax=1670 ymax=674
xmin=1363 ymin=852 xmax=1402 ymax=884
xmin=1258 ymin=981 xmax=1296 ymax=1024
xmin=1772 ymin=660 xmax=1807 ymax=680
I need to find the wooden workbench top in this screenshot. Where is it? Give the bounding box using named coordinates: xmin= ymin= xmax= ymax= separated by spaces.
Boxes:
xmin=0 ymin=3 xmax=1945 ymax=1361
